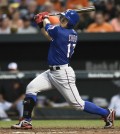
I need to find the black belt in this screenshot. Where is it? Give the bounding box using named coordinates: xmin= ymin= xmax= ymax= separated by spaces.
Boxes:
xmin=49 ymin=66 xmax=60 ymax=71
xmin=49 ymin=64 xmax=70 ymax=71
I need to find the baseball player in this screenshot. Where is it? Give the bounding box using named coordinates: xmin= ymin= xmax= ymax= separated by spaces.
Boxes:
xmin=11 ymin=10 xmax=115 ymax=129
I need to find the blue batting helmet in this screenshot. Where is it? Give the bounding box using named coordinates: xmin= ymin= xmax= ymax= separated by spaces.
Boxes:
xmin=61 ymin=10 xmax=80 ymax=28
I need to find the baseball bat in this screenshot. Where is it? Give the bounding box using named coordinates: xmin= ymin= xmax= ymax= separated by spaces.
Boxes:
xmin=49 ymin=6 xmax=95 ymax=16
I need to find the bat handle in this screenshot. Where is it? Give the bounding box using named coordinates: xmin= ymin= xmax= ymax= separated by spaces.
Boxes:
xmin=49 ymin=13 xmax=61 ymax=16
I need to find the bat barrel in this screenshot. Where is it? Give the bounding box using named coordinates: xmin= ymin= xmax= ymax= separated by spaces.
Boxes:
xmin=49 ymin=6 xmax=96 ymax=16
xmin=76 ymin=6 xmax=95 ymax=13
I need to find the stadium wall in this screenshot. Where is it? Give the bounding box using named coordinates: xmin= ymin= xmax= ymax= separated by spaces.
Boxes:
xmin=0 ymin=33 xmax=120 ymax=70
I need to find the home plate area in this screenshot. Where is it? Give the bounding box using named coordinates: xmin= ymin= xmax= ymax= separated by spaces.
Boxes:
xmin=0 ymin=128 xmax=120 ymax=134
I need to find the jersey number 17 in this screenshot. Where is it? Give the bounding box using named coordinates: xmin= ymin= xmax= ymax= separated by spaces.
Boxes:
xmin=67 ymin=43 xmax=76 ymax=58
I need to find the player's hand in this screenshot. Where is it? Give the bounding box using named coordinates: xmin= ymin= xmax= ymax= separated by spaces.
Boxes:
xmin=34 ymin=12 xmax=49 ymax=28
xmin=34 ymin=13 xmax=43 ymax=28
xmin=41 ymin=12 xmax=49 ymax=19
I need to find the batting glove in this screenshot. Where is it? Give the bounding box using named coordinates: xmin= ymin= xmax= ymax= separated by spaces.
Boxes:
xmin=34 ymin=12 xmax=49 ymax=28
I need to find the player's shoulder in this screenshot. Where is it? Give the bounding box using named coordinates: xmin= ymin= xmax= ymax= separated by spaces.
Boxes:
xmin=47 ymin=24 xmax=59 ymax=30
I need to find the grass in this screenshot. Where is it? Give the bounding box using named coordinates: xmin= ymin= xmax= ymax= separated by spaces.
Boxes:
xmin=0 ymin=120 xmax=120 ymax=128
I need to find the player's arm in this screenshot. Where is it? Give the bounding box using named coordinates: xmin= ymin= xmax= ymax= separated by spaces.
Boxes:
xmin=34 ymin=12 xmax=52 ymax=41
xmin=41 ymin=18 xmax=52 ymax=41
xmin=34 ymin=12 xmax=58 ymax=40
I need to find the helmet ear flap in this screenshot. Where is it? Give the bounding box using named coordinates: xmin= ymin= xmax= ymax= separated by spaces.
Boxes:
xmin=60 ymin=10 xmax=80 ymax=29
xmin=59 ymin=15 xmax=65 ymax=22
xmin=60 ymin=15 xmax=69 ymax=26
xmin=59 ymin=14 xmax=63 ymax=21
xmin=62 ymin=10 xmax=80 ymax=28
xmin=67 ymin=22 xmax=74 ymax=29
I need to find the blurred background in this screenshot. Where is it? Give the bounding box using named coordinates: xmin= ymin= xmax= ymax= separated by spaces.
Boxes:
xmin=0 ymin=0 xmax=120 ymax=121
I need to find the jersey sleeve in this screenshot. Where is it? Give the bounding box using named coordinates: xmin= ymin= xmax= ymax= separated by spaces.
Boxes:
xmin=45 ymin=24 xmax=58 ymax=38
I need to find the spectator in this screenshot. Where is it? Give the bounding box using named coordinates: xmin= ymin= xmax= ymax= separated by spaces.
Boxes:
xmin=10 ymin=10 xmax=23 ymax=29
xmin=0 ymin=0 xmax=119 ymax=33
xmin=18 ymin=0 xmax=28 ymax=18
xmin=18 ymin=0 xmax=28 ymax=10
xmin=104 ymin=0 xmax=116 ymax=22
xmin=76 ymin=13 xmax=94 ymax=31
xmin=50 ymin=0 xmax=65 ymax=12
xmin=110 ymin=10 xmax=120 ymax=32
xmin=94 ymin=1 xmax=106 ymax=13
xmin=0 ymin=0 xmax=8 ymax=7
xmin=27 ymin=0 xmax=39 ymax=27
xmin=86 ymin=12 xmax=114 ymax=32
xmin=0 ymin=62 xmax=25 ymax=121
xmin=17 ymin=15 xmax=38 ymax=34
xmin=36 ymin=0 xmax=46 ymax=6
xmin=7 ymin=62 xmax=18 ymax=72
xmin=0 ymin=14 xmax=10 ymax=34
xmin=8 ymin=3 xmax=20 ymax=19
xmin=40 ymin=1 xmax=55 ymax=13
xmin=38 ymin=0 xmax=65 ymax=12
xmin=27 ymin=0 xmax=38 ymax=15
xmin=66 ymin=0 xmax=89 ymax=9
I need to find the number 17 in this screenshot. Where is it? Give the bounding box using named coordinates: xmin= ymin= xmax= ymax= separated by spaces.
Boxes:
xmin=67 ymin=43 xmax=76 ymax=58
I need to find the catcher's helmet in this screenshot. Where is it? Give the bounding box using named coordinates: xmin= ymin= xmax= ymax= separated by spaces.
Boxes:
xmin=60 ymin=10 xmax=80 ymax=28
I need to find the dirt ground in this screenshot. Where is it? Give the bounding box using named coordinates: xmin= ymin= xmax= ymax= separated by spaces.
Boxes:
xmin=0 ymin=128 xmax=120 ymax=134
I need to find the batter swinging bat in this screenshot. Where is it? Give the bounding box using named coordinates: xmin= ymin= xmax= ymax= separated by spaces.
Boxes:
xmin=49 ymin=6 xmax=95 ymax=16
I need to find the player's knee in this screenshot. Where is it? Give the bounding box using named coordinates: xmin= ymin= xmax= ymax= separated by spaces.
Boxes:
xmin=71 ymin=99 xmax=85 ymax=111
xmin=26 ymin=83 xmax=37 ymax=95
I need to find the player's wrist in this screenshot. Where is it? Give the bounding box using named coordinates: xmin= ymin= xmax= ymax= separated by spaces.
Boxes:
xmin=34 ymin=12 xmax=49 ymax=29
xmin=43 ymin=19 xmax=50 ymax=27
xmin=43 ymin=15 xmax=49 ymax=20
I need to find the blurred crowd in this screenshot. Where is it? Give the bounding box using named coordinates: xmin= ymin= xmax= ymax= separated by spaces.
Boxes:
xmin=0 ymin=0 xmax=120 ymax=34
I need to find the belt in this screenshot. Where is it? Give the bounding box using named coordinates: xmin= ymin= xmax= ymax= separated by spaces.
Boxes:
xmin=49 ymin=64 xmax=69 ymax=71
xmin=49 ymin=66 xmax=60 ymax=71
